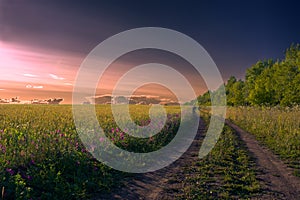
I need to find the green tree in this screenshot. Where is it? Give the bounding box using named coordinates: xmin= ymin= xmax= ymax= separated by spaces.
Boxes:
xmin=246 ymin=60 xmax=274 ymax=105
xmin=231 ymin=80 xmax=246 ymax=106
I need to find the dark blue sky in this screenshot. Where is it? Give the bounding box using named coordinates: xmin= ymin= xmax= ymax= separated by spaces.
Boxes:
xmin=1 ymin=0 xmax=300 ymax=81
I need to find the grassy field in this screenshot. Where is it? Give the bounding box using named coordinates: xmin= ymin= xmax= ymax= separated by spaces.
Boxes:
xmin=0 ymin=104 xmax=181 ymax=199
xmin=227 ymin=106 xmax=300 ymax=176
xmin=1 ymin=104 xmax=288 ymax=199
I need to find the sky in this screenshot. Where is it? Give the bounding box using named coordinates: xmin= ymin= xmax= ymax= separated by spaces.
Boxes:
xmin=1 ymin=0 xmax=300 ymax=103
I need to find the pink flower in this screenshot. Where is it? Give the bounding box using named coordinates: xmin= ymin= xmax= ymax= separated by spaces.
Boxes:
xmin=99 ymin=137 xmax=105 ymax=142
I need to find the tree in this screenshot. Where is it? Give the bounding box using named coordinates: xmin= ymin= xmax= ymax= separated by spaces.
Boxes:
xmin=196 ymin=43 xmax=300 ymax=107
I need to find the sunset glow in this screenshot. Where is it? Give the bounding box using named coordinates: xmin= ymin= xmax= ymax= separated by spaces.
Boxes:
xmin=0 ymin=42 xmax=80 ymax=103
xmin=0 ymin=41 xmax=207 ymax=104
xmin=1 ymin=0 xmax=299 ymax=104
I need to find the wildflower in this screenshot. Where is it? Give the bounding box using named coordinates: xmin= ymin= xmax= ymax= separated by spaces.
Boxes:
xmin=99 ymin=137 xmax=105 ymax=142
xmin=30 ymin=159 xmax=35 ymax=165
xmin=0 ymin=144 xmax=6 ymax=153
xmin=120 ymin=132 xmax=124 ymax=140
xmin=27 ymin=175 xmax=32 ymax=181
xmin=6 ymin=168 xmax=15 ymax=176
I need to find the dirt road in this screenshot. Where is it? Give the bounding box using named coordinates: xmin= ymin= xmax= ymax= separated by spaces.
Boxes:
xmin=226 ymin=120 xmax=300 ymax=200
xmin=93 ymin=119 xmax=300 ymax=199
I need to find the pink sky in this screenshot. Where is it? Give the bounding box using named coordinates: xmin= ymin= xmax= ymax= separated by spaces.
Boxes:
xmin=0 ymin=41 xmax=207 ymax=104
xmin=0 ymin=42 xmax=80 ymax=103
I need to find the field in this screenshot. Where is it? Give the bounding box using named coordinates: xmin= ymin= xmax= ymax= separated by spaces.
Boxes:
xmin=226 ymin=106 xmax=300 ymax=176
xmin=0 ymin=104 xmax=182 ymax=199
xmin=1 ymin=104 xmax=299 ymax=199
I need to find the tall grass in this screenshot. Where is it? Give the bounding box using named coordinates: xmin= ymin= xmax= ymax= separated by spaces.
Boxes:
xmin=227 ymin=106 xmax=300 ymax=175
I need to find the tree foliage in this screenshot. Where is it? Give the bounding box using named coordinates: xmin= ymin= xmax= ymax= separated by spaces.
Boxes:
xmin=197 ymin=44 xmax=300 ymax=106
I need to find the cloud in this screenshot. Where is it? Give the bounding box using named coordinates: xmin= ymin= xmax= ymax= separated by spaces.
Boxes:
xmin=49 ymin=74 xmax=65 ymax=80
xmin=23 ymin=73 xmax=37 ymax=77
xmin=64 ymin=82 xmax=73 ymax=86
xmin=33 ymin=85 xmax=43 ymax=89
xmin=26 ymin=84 xmax=43 ymax=89
xmin=0 ymin=89 xmax=5 ymax=91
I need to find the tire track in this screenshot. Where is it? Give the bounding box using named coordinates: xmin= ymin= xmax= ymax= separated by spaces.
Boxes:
xmin=226 ymin=120 xmax=300 ymax=200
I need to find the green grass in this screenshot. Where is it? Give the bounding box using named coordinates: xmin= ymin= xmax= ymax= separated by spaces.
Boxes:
xmin=171 ymin=112 xmax=261 ymax=199
xmin=0 ymin=104 xmax=181 ymax=199
xmin=226 ymin=106 xmax=300 ymax=176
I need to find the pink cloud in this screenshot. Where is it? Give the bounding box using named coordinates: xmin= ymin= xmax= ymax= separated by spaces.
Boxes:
xmin=49 ymin=74 xmax=64 ymax=80
xmin=23 ymin=73 xmax=38 ymax=77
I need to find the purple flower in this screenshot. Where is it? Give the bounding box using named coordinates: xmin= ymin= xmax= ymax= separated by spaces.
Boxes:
xmin=6 ymin=168 xmax=15 ymax=176
xmin=27 ymin=175 xmax=33 ymax=181
xmin=30 ymin=159 xmax=35 ymax=165
xmin=0 ymin=144 xmax=6 ymax=153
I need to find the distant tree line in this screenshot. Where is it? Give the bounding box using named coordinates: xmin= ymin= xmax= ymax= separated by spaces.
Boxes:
xmin=197 ymin=44 xmax=300 ymax=106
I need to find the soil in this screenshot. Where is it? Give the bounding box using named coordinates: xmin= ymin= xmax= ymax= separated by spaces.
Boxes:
xmin=92 ymin=119 xmax=300 ymax=200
